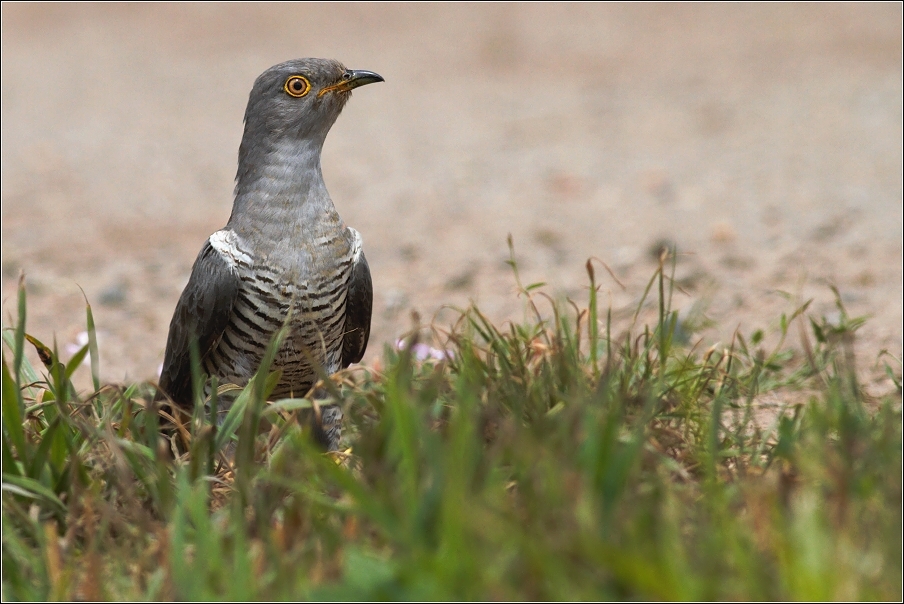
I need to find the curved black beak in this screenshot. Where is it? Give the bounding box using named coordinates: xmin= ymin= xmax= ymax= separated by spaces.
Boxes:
xmin=319 ymin=69 xmax=384 ymax=96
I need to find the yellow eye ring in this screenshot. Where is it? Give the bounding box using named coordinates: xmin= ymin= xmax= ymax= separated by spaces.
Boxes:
xmin=284 ymin=75 xmax=311 ymax=98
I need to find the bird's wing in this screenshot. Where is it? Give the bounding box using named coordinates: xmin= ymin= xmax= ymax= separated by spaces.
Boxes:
xmin=341 ymin=228 xmax=373 ymax=367
xmin=158 ymin=235 xmax=240 ymax=407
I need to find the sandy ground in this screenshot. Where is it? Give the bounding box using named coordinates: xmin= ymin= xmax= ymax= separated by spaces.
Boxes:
xmin=1 ymin=4 xmax=901 ymax=396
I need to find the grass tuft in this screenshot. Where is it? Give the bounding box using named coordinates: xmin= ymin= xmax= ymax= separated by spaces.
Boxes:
xmin=2 ymin=257 xmax=901 ymax=600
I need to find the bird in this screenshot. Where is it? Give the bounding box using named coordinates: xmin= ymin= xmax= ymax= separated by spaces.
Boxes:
xmin=157 ymin=58 xmax=382 ymax=451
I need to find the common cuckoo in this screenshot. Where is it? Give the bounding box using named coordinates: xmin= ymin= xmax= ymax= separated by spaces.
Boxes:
xmin=158 ymin=58 xmax=381 ymax=450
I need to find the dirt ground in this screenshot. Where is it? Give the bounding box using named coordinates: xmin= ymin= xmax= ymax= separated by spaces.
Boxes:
xmin=2 ymin=4 xmax=901 ymax=396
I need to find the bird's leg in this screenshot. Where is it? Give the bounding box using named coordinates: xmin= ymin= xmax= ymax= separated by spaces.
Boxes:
xmin=308 ymin=385 xmax=343 ymax=452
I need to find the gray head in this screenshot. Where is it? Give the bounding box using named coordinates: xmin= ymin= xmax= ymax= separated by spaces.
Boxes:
xmin=236 ymin=58 xmax=383 ymax=182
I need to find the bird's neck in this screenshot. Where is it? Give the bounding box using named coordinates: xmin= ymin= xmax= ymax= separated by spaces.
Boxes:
xmin=227 ymin=137 xmax=342 ymax=239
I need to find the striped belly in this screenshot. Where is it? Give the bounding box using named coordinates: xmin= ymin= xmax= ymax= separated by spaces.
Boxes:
xmin=204 ymin=255 xmax=351 ymax=399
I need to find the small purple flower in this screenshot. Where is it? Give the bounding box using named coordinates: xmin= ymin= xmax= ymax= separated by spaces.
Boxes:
xmin=65 ymin=331 xmax=91 ymax=366
xmin=396 ymin=338 xmax=454 ymax=361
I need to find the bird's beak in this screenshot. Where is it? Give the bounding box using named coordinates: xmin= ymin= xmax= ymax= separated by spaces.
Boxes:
xmin=318 ymin=69 xmax=385 ymax=97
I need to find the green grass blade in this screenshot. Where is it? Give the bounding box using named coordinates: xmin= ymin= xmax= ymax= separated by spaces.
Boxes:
xmin=2 ymin=474 xmax=67 ymax=516
xmin=2 ymin=354 xmax=29 ymax=467
xmin=84 ymin=297 xmax=101 ymax=392
xmin=26 ymin=416 xmax=62 ymax=478
xmin=14 ymin=274 xmax=27 ymax=388
xmin=263 ymin=397 xmax=314 ymax=416
xmin=2 ymin=329 xmax=40 ymax=389
xmin=213 ymin=385 xmax=254 ymax=452
xmin=587 ymin=260 xmax=599 ymax=378
xmin=64 ymin=343 xmax=89 ymax=380
xmin=2 ymin=428 xmax=23 ymax=478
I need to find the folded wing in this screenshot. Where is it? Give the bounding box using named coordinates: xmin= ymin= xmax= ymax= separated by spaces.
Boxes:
xmin=158 ymin=240 xmax=240 ymax=407
xmin=341 ymin=248 xmax=372 ymax=367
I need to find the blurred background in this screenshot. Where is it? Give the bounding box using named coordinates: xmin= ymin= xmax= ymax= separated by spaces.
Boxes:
xmin=2 ymin=4 xmax=901 ymax=391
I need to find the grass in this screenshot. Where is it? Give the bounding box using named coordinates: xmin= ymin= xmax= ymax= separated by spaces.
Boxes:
xmin=2 ymin=250 xmax=901 ymax=601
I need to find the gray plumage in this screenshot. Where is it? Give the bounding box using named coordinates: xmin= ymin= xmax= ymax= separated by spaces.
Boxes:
xmin=159 ymin=58 xmax=381 ymax=450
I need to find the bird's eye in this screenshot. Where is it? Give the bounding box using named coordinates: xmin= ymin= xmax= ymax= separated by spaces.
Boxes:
xmin=284 ymin=75 xmax=311 ymax=98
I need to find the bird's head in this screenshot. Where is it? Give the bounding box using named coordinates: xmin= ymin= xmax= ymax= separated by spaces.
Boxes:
xmin=242 ymin=58 xmax=384 ymax=146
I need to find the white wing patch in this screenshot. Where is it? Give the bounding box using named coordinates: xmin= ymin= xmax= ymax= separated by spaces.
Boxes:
xmin=208 ymin=229 xmax=252 ymax=270
xmin=347 ymin=227 xmax=364 ymax=264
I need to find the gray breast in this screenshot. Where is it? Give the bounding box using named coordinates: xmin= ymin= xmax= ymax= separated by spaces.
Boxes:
xmin=203 ymin=228 xmax=353 ymax=398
